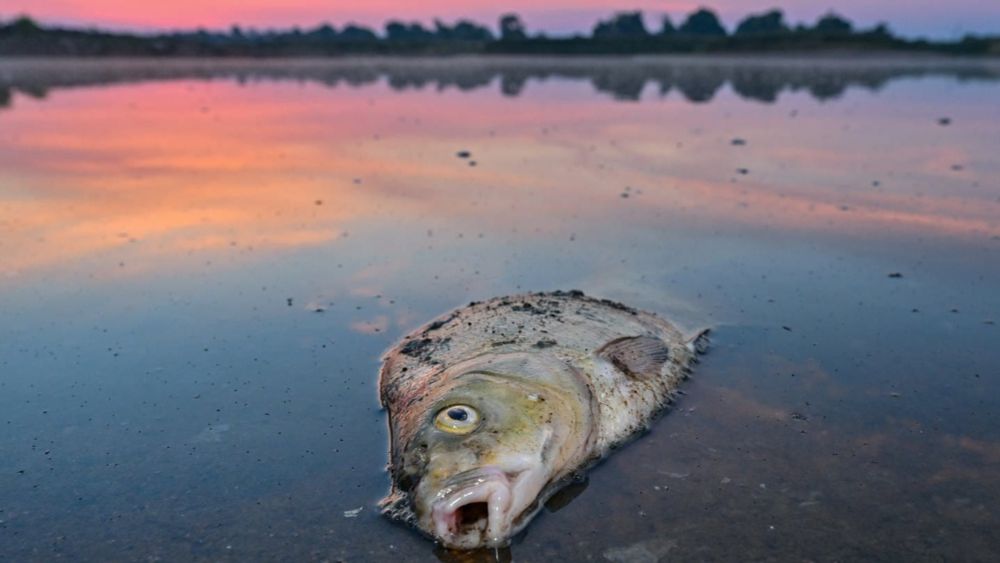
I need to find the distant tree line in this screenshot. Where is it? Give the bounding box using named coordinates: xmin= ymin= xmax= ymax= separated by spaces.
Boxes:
xmin=0 ymin=8 xmax=997 ymax=56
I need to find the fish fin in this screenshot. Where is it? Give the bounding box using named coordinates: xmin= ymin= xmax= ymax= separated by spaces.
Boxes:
xmin=686 ymin=328 xmax=711 ymax=355
xmin=379 ymin=489 xmax=416 ymax=524
xmin=597 ymin=335 xmax=672 ymax=380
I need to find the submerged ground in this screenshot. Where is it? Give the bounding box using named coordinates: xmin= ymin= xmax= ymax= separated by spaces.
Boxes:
xmin=0 ymin=56 xmax=998 ymax=561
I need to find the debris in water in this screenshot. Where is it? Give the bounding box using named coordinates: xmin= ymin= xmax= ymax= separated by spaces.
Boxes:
xmin=344 ymin=507 xmax=363 ymax=518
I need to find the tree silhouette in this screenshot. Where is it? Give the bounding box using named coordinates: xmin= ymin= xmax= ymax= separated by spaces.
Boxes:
xmin=8 ymin=15 xmax=40 ymax=34
xmin=499 ymin=14 xmax=526 ymax=41
xmin=593 ymin=12 xmax=649 ymax=39
xmin=814 ymin=13 xmax=853 ymax=35
xmin=869 ymin=23 xmax=892 ymax=38
xmin=660 ymin=15 xmax=676 ymax=36
xmin=434 ymin=19 xmax=494 ymax=41
xmin=0 ymin=7 xmax=982 ymax=57
xmin=679 ymin=8 xmax=727 ymax=36
xmin=309 ymin=24 xmax=339 ymax=40
xmin=735 ymin=10 xmax=788 ymax=35
xmin=385 ymin=21 xmax=433 ymax=41
xmin=339 ymin=24 xmax=377 ymax=41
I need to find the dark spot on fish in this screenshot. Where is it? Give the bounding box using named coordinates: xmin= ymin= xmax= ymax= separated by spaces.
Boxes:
xmin=736 ymin=168 xmax=749 ymax=175
xmin=534 ymin=339 xmax=558 ymax=349
xmin=491 ymin=339 xmax=517 ymax=347
xmin=511 ymin=302 xmax=542 ymax=314
xmin=550 ymin=289 xmax=585 ymax=298
xmin=599 ymin=298 xmax=637 ymax=315
xmin=456 ymin=150 xmax=471 ymax=159
xmin=938 ymin=117 xmax=951 ymax=126
xmin=731 ymin=138 xmax=747 ymax=146
xmin=424 ymin=313 xmax=457 ymax=334
xmin=782 ymin=326 xmax=792 ymax=331
xmin=397 ymin=469 xmax=421 ymax=493
xmin=400 ymin=338 xmax=433 ymax=357
xmin=888 ymin=272 xmax=903 ymax=278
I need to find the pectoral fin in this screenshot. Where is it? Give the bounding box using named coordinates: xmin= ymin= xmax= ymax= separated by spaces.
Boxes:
xmin=597 ymin=335 xmax=671 ymax=380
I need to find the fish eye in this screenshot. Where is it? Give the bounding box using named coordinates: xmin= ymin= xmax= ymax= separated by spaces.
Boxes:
xmin=434 ymin=405 xmax=480 ymax=434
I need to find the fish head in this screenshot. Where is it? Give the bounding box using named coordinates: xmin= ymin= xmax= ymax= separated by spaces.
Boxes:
xmin=394 ymin=363 xmax=592 ymax=549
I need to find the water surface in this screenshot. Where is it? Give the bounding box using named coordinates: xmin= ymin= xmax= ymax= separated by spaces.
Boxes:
xmin=1 ymin=57 xmax=999 ymax=561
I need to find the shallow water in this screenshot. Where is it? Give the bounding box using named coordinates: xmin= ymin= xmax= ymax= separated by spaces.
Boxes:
xmin=1 ymin=57 xmax=999 ymax=561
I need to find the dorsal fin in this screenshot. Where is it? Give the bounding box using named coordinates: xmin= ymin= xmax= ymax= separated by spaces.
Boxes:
xmin=597 ymin=335 xmax=671 ymax=380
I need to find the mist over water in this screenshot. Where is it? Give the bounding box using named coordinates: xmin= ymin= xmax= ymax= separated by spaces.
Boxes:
xmin=0 ymin=57 xmax=998 ymax=561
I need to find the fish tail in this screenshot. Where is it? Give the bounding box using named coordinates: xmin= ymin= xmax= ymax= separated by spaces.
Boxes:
xmin=685 ymin=328 xmax=711 ymax=356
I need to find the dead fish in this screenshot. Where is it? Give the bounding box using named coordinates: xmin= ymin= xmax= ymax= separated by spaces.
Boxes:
xmin=378 ymin=290 xmax=707 ymax=549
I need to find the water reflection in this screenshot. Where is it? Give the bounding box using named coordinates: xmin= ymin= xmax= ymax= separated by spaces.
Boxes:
xmin=1 ymin=60 xmax=997 ymax=282
xmin=1 ymin=57 xmax=998 ymax=107
xmin=0 ymin=58 xmax=998 ymax=561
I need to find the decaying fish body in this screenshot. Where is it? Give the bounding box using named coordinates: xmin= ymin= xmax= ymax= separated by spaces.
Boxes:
xmin=379 ymin=290 xmax=705 ymax=549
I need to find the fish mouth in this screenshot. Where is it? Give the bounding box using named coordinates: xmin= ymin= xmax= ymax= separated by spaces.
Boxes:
xmin=431 ymin=466 xmax=535 ymax=549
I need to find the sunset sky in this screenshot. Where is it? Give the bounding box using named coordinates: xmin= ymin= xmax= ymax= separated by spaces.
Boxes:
xmin=1 ymin=1 xmax=998 ymax=39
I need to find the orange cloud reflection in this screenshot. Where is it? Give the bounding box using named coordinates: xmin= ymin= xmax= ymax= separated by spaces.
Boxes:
xmin=1 ymin=67 xmax=997 ymax=282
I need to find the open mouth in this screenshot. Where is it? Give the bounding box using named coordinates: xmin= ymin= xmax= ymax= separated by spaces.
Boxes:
xmin=453 ymin=501 xmax=489 ymax=535
xmin=431 ymin=467 xmax=516 ymax=548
